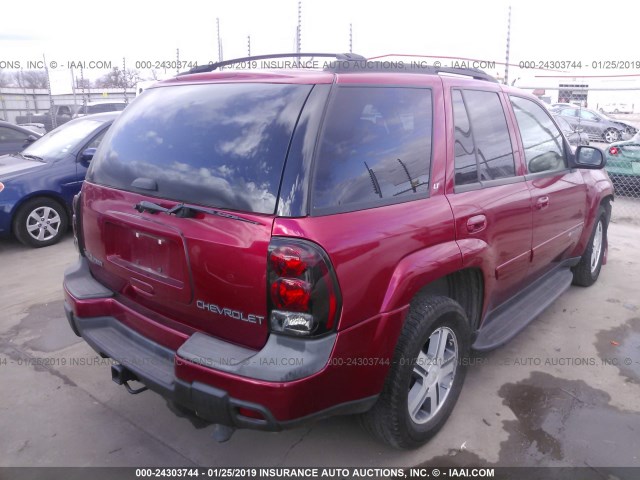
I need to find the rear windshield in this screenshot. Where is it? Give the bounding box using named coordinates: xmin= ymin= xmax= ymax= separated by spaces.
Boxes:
xmin=87 ymin=83 xmax=312 ymax=214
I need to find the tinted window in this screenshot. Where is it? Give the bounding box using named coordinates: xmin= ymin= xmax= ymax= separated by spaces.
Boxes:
xmin=0 ymin=127 xmax=28 ymax=142
xmin=85 ymin=129 xmax=108 ymax=150
xmin=453 ymin=90 xmax=515 ymax=184
xmin=312 ymin=87 xmax=432 ymax=212
xmin=88 ymin=83 xmax=312 ymax=214
xmin=87 ymin=104 xmax=112 ymax=114
xmin=510 ymin=96 xmax=565 ymax=173
xmin=579 ymin=110 xmax=598 ymax=121
xmin=452 ymin=90 xmax=479 ymax=185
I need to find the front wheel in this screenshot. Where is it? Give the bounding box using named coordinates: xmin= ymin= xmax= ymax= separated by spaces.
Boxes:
xmin=13 ymin=197 xmax=69 ymax=248
xmin=572 ymin=205 xmax=608 ymax=286
xmin=604 ymin=128 xmax=620 ymax=143
xmin=360 ymin=295 xmax=471 ymax=449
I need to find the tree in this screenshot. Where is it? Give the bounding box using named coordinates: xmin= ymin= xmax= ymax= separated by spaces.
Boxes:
xmin=95 ymin=67 xmax=141 ymax=88
xmin=124 ymin=69 xmax=142 ymax=88
xmin=74 ymin=77 xmax=91 ymax=90
xmin=0 ymin=69 xmax=10 ymax=87
xmin=94 ymin=67 xmax=124 ymax=88
xmin=13 ymin=70 xmax=48 ymax=89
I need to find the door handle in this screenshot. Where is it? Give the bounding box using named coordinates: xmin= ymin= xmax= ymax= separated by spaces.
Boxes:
xmin=466 ymin=214 xmax=487 ymax=233
xmin=536 ymin=196 xmax=550 ymax=210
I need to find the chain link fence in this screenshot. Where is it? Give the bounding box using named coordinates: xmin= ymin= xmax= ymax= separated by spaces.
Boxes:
xmin=2 ymin=64 xmax=639 ymax=223
xmin=0 ymin=64 xmax=136 ymax=131
xmin=530 ymin=86 xmax=640 ymax=223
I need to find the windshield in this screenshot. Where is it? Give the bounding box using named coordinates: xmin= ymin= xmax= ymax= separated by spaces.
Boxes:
xmin=87 ymin=83 xmax=312 ymax=214
xmin=554 ymin=116 xmax=570 ymax=131
xmin=23 ymin=117 xmax=105 ymax=162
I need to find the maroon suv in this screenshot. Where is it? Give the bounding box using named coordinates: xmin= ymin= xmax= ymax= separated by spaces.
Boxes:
xmin=63 ymin=54 xmax=613 ymax=448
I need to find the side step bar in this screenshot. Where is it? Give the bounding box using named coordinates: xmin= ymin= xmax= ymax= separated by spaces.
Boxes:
xmin=472 ymin=266 xmax=575 ymax=351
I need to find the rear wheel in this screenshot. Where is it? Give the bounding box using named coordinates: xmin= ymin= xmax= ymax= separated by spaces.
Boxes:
xmin=13 ymin=197 xmax=68 ymax=248
xmin=360 ymin=295 xmax=471 ymax=449
xmin=572 ymin=205 xmax=608 ymax=286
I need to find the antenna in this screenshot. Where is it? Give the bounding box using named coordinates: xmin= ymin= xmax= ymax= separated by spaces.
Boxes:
xmin=504 ymin=5 xmax=511 ymax=85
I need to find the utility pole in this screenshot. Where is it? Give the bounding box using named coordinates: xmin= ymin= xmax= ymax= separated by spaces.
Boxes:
xmin=217 ymin=18 xmax=223 ymax=62
xmin=504 ymin=5 xmax=511 ymax=85
xmin=247 ymin=35 xmax=251 ymax=56
xmin=349 ymin=23 xmax=353 ymax=53
xmin=296 ymin=1 xmax=302 ymax=54
xmin=42 ymin=53 xmax=56 ymax=130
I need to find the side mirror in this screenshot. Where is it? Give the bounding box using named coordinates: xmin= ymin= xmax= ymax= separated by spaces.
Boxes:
xmin=572 ymin=146 xmax=605 ymax=169
xmin=24 ymin=135 xmax=38 ymax=146
xmin=81 ymin=147 xmax=97 ymax=162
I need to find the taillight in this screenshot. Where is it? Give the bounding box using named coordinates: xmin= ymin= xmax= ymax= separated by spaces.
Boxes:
xmin=267 ymin=238 xmax=341 ymax=337
xmin=72 ymin=192 xmax=85 ymax=256
xmin=609 ymin=146 xmax=620 ymax=155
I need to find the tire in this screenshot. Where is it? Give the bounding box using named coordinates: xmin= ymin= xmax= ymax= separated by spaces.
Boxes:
xmin=360 ymin=295 xmax=471 ymax=449
xmin=572 ymin=205 xmax=608 ymax=287
xmin=604 ymin=129 xmax=620 ymax=143
xmin=13 ymin=197 xmax=69 ymax=248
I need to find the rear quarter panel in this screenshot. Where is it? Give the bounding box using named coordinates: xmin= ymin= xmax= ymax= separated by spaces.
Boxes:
xmin=272 ymin=195 xmax=459 ymax=331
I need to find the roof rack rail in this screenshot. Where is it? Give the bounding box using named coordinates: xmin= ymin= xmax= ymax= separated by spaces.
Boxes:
xmin=324 ymin=61 xmax=498 ymax=82
xmin=179 ymin=52 xmax=366 ymax=75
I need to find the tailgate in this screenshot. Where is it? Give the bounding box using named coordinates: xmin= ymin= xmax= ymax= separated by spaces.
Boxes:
xmin=80 ymin=183 xmax=273 ymax=350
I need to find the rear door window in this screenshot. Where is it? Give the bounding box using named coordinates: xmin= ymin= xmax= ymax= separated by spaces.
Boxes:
xmin=452 ymin=89 xmax=516 ymax=186
xmin=87 ymin=83 xmax=312 ymax=214
xmin=312 ymin=86 xmax=432 ymax=213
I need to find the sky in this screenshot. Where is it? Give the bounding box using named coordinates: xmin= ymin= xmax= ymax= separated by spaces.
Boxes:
xmin=2 ymin=0 xmax=640 ymax=86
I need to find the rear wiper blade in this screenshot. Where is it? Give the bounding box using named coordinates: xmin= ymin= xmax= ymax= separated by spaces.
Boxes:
xmin=134 ymin=201 xmax=170 ymax=214
xmin=134 ymin=201 xmax=260 ymax=225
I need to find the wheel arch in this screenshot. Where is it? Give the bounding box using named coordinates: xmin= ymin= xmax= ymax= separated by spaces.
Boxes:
xmin=413 ymin=268 xmax=484 ymax=331
xmin=574 ymin=189 xmax=613 ymax=257
xmin=10 ymin=191 xmax=71 ymax=233
xmin=380 ymin=240 xmax=485 ymax=332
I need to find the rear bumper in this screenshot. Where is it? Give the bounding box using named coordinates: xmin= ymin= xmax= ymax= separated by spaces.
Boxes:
xmin=64 ymin=257 xmax=405 ymax=429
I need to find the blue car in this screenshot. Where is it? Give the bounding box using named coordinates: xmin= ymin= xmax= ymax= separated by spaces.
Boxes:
xmin=0 ymin=112 xmax=118 ymax=247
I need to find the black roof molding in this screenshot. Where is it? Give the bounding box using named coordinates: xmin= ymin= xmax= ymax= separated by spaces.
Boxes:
xmin=179 ymin=53 xmax=366 ymax=75
xmin=325 ymin=61 xmax=498 ymax=82
xmin=177 ymin=53 xmax=497 ymax=83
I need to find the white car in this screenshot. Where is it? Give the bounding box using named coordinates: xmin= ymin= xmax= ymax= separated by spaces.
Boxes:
xmin=599 ymin=103 xmax=633 ymax=114
xmin=73 ymin=101 xmax=128 ymax=118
